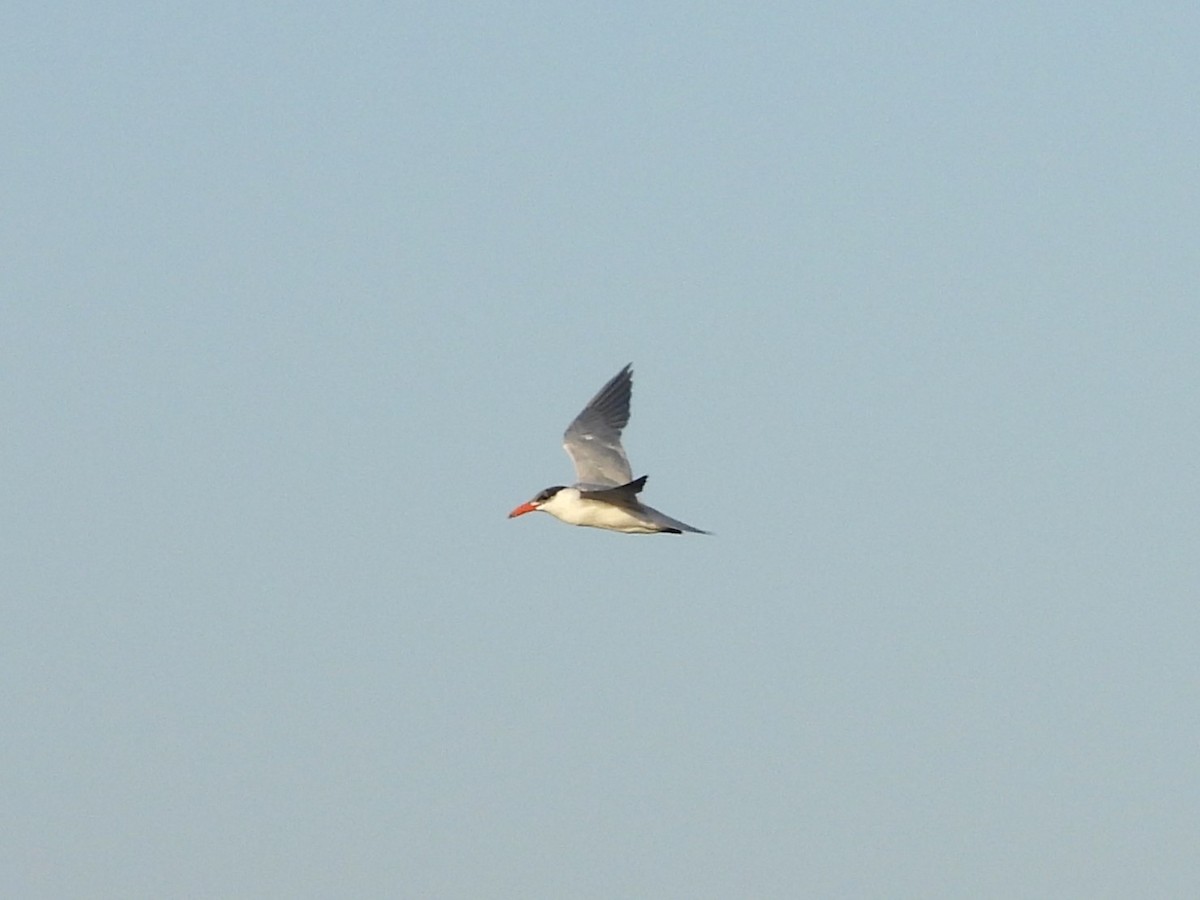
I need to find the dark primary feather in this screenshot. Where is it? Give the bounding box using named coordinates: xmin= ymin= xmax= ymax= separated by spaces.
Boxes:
xmin=568 ymin=363 xmax=632 ymax=437
xmin=578 ymin=475 xmax=648 ymax=508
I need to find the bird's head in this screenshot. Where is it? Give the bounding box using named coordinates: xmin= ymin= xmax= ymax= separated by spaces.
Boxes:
xmin=507 ymin=486 xmax=566 ymax=519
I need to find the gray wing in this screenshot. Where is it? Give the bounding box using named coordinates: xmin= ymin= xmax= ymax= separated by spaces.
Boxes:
xmin=563 ymin=364 xmax=634 ymax=487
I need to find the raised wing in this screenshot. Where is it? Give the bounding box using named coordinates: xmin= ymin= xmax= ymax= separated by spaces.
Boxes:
xmin=563 ymin=364 xmax=634 ymax=487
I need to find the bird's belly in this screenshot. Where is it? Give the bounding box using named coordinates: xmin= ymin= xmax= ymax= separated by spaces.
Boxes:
xmin=560 ymin=500 xmax=658 ymax=533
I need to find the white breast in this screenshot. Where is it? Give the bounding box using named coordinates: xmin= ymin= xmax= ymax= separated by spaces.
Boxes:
xmin=538 ymin=488 xmax=660 ymax=533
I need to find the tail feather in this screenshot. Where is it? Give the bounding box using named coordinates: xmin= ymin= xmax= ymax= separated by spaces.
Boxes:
xmin=643 ymin=505 xmax=710 ymax=535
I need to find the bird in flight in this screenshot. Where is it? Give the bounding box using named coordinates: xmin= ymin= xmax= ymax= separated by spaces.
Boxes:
xmin=508 ymin=364 xmax=709 ymax=534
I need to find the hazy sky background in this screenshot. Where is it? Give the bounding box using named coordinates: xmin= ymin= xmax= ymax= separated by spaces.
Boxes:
xmin=4 ymin=3 xmax=1198 ymax=897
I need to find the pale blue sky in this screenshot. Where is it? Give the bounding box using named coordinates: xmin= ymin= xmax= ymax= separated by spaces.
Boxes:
xmin=4 ymin=3 xmax=1198 ymax=897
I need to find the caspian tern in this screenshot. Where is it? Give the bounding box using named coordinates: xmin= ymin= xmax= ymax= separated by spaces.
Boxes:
xmin=508 ymin=364 xmax=709 ymax=535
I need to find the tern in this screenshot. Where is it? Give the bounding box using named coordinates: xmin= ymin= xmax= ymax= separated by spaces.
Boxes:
xmin=508 ymin=364 xmax=709 ymax=535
